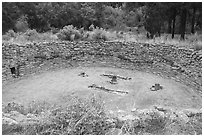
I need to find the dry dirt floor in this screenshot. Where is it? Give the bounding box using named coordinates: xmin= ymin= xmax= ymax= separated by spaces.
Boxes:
xmin=3 ymin=67 xmax=201 ymax=114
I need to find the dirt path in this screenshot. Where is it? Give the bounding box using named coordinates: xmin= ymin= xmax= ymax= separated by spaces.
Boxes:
xmin=3 ymin=67 xmax=201 ymax=113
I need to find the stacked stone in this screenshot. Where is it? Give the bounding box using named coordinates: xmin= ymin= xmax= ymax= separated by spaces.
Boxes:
xmin=2 ymin=41 xmax=201 ymax=92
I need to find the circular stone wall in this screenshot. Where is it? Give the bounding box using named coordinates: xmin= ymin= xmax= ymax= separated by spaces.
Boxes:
xmin=3 ymin=67 xmax=201 ymax=113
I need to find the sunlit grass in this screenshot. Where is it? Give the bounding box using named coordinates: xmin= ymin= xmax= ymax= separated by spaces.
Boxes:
xmin=119 ymin=32 xmax=202 ymax=50
xmin=2 ymin=30 xmax=59 ymax=45
xmin=3 ymin=28 xmax=201 ymax=50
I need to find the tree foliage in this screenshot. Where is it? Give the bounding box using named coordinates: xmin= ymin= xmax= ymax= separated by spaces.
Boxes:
xmin=2 ymin=2 xmax=202 ymax=40
xmin=143 ymin=3 xmax=166 ymax=38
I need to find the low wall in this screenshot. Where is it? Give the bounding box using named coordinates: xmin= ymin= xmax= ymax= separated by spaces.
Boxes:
xmin=2 ymin=41 xmax=202 ymax=92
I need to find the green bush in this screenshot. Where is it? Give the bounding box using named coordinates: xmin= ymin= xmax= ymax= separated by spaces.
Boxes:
xmin=194 ymin=43 xmax=202 ymax=51
xmin=23 ymin=29 xmax=39 ymax=42
xmin=15 ymin=15 xmax=29 ymax=33
xmin=6 ymin=29 xmax=17 ymax=37
xmin=2 ymin=30 xmax=17 ymax=41
xmin=50 ymin=27 xmax=60 ymax=34
xmin=2 ymin=101 xmax=51 ymax=115
xmin=2 ymin=102 xmax=25 ymax=114
xmin=57 ymin=25 xmax=82 ymax=41
xmin=2 ymin=35 xmax=12 ymax=41
xmin=56 ymin=24 xmax=113 ymax=41
xmin=89 ymin=24 xmax=95 ymax=31
xmin=43 ymin=96 xmax=111 ymax=135
xmin=24 ymin=29 xmax=38 ymax=37
xmin=2 ymin=29 xmax=58 ymax=44
xmin=90 ymin=28 xmax=109 ymax=41
xmin=39 ymin=32 xmax=58 ymax=42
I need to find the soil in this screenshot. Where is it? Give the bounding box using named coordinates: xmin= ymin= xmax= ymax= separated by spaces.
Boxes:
xmin=3 ymin=67 xmax=201 ymax=114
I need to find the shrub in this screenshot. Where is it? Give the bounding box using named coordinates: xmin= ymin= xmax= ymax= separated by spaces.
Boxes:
xmin=57 ymin=25 xmax=82 ymax=41
xmin=2 ymin=95 xmax=113 ymax=135
xmin=43 ymin=96 xmax=111 ymax=135
xmin=79 ymin=27 xmax=85 ymax=35
xmin=90 ymin=28 xmax=109 ymax=41
xmin=81 ymin=31 xmax=90 ymax=40
xmin=50 ymin=27 xmax=60 ymax=34
xmin=89 ymin=24 xmax=95 ymax=31
xmin=2 ymin=29 xmax=58 ymax=44
xmin=6 ymin=29 xmax=17 ymax=37
xmin=10 ymin=35 xmax=28 ymax=44
xmin=2 ymin=96 xmax=202 ymax=135
xmin=24 ymin=29 xmax=38 ymax=37
xmin=2 ymin=101 xmax=51 ymax=115
xmin=194 ymin=43 xmax=202 ymax=51
xmin=2 ymin=102 xmax=25 ymax=114
xmin=23 ymin=29 xmax=39 ymax=42
xmin=15 ymin=15 xmax=29 ymax=33
xmin=39 ymin=32 xmax=58 ymax=42
xmin=2 ymin=30 xmax=17 ymax=41
xmin=2 ymin=35 xmax=12 ymax=41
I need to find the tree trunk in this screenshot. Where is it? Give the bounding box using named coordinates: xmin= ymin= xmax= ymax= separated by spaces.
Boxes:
xmin=180 ymin=8 xmax=187 ymax=40
xmin=196 ymin=9 xmax=202 ymax=29
xmin=95 ymin=3 xmax=104 ymax=28
xmin=168 ymin=18 xmax=172 ymax=33
xmin=172 ymin=17 xmax=176 ymax=39
xmin=171 ymin=9 xmax=177 ymax=39
xmin=158 ymin=25 xmax=161 ymax=37
xmin=147 ymin=32 xmax=150 ymax=38
xmin=191 ymin=6 xmax=196 ymax=34
xmin=150 ymin=33 xmax=154 ymax=39
xmin=158 ymin=31 xmax=161 ymax=37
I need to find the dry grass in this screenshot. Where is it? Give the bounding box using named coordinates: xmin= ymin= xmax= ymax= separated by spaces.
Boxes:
xmin=2 ymin=28 xmax=201 ymax=50
xmin=2 ymin=95 xmax=113 ymax=135
xmin=2 ymin=30 xmax=59 ymax=45
xmin=119 ymin=32 xmax=202 ymax=50
xmin=82 ymin=28 xmax=118 ymax=41
xmin=2 ymin=95 xmax=202 ymax=135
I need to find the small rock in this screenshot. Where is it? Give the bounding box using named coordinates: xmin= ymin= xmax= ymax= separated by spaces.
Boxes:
xmin=171 ymin=66 xmax=180 ymax=70
xmin=9 ymin=111 xmax=27 ymax=121
xmin=131 ymin=108 xmax=137 ymax=112
xmin=2 ymin=117 xmax=18 ymax=125
xmin=106 ymin=128 xmax=123 ymax=135
xmin=27 ymin=113 xmax=36 ymax=118
xmin=78 ymin=72 xmax=88 ymax=77
xmin=176 ymin=111 xmax=189 ymax=123
xmin=74 ymin=47 xmax=80 ymax=50
xmin=182 ymin=109 xmax=202 ymax=117
xmin=118 ymin=115 xmax=139 ymax=121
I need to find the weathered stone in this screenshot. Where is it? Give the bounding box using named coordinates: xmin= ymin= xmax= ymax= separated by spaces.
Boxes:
xmin=176 ymin=111 xmax=189 ymax=123
xmin=106 ymin=128 xmax=123 ymax=135
xmin=182 ymin=109 xmax=202 ymax=117
xmin=2 ymin=117 xmax=18 ymax=125
xmin=5 ymin=111 xmax=27 ymax=122
xmin=2 ymin=40 xmax=201 ymax=101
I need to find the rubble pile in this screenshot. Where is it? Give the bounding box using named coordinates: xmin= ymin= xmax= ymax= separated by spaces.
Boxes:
xmin=2 ymin=41 xmax=202 ymax=92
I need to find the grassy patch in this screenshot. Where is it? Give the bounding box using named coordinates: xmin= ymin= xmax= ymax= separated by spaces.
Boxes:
xmin=122 ymin=32 xmax=202 ymax=50
xmin=3 ymin=27 xmax=200 ymax=49
xmin=2 ymin=95 xmax=202 ymax=135
xmin=2 ymin=95 xmax=113 ymax=135
xmin=2 ymin=29 xmax=58 ymax=44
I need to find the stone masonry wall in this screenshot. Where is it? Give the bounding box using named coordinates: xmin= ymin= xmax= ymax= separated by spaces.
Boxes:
xmin=2 ymin=41 xmax=202 ymax=92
